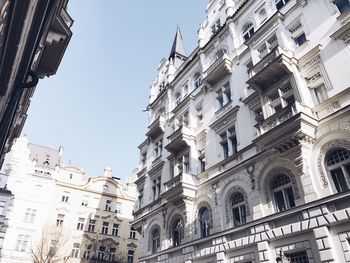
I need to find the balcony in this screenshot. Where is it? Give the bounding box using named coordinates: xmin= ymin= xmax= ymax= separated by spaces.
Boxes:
xmin=253 ymin=103 xmax=317 ymax=152
xmin=146 ymin=116 xmax=166 ymax=139
xmin=247 ymin=46 xmax=295 ymax=89
xmin=204 ymin=54 xmax=233 ymax=86
xmin=162 ymin=172 xmax=197 ymax=204
xmin=165 ymin=126 xmax=194 ymax=154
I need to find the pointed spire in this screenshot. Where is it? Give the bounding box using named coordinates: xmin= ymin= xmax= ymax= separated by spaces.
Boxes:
xmin=169 ymin=26 xmax=187 ymax=61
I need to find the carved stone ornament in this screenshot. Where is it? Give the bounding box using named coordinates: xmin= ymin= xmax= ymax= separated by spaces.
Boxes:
xmin=246 ymin=162 xmax=256 ymax=190
xmin=317 ymin=139 xmax=350 ymax=187
xmin=212 ymin=183 xmax=218 ymax=205
xmin=263 ymin=167 xmax=300 ymax=206
xmin=224 ymin=186 xmax=250 ymax=224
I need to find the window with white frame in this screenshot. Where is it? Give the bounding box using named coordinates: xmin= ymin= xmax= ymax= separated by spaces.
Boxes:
xmin=101 ymin=222 xmax=109 ymax=235
xmin=176 ymin=152 xmax=190 ymax=174
xmin=105 ymin=199 xmax=112 ymax=211
xmin=194 ymin=72 xmax=203 ymax=89
xmin=220 ymin=126 xmax=237 ymax=159
xmin=71 ymin=243 xmax=80 ymax=258
xmin=231 ymin=192 xmax=247 ymax=226
xmin=76 ymin=217 xmax=85 ymax=230
xmin=138 ymin=188 xmax=144 ymax=209
xmin=15 ymin=234 xmax=30 ymax=251
xmin=109 ymin=248 xmax=116 ymax=261
xmin=199 ymin=152 xmax=206 ymax=173
xmin=289 ymin=21 xmax=307 ymax=47
xmin=268 ymin=82 xmax=295 ymax=114
xmin=312 ymin=84 xmax=328 ymax=104
xmin=325 ymin=148 xmax=350 ymax=192
xmin=112 ymin=223 xmax=119 ymax=236
xmin=130 ymin=226 xmax=137 ymax=239
xmin=23 ymin=208 xmax=37 ymax=223
xmin=152 ymin=177 xmax=161 ymax=200
xmin=88 ymin=219 xmax=96 ymax=232
xmin=333 ymin=0 xmax=350 ymax=14
xmin=216 ymin=82 xmax=231 ymax=108
xmin=272 ymin=174 xmax=296 ymax=212
xmin=154 ymin=138 xmax=163 ymax=158
xmin=56 ymin=214 xmax=65 ymax=227
xmin=242 ymin=22 xmax=255 ymax=41
xmin=257 ymin=34 xmax=278 ymax=59
xmin=115 ymin=202 xmax=122 ymax=213
xmin=275 ymin=0 xmax=290 ymax=10
xmin=83 ymin=244 xmax=92 ymax=259
xmin=128 ymin=250 xmax=135 ymax=263
xmin=98 ymin=246 xmax=106 ymax=260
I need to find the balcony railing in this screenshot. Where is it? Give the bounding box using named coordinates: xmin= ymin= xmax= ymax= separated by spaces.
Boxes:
xmin=165 ymin=126 xmax=194 ymax=153
xmin=204 ymin=54 xmax=233 ymax=86
xmin=162 ymin=172 xmax=197 ymax=203
xmin=255 ymin=103 xmax=298 ymax=136
xmin=146 ymin=116 xmax=166 ymax=139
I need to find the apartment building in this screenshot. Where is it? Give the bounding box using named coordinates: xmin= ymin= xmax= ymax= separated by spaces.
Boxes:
xmin=132 ymin=0 xmax=350 ymax=262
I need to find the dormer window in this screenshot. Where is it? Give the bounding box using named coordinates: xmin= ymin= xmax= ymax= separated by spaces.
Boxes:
xmin=194 ymin=72 xmax=203 ymax=89
xmin=242 ymin=22 xmax=254 ymax=41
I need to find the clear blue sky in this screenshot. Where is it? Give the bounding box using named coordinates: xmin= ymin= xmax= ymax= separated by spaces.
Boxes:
xmin=21 ymin=1 xmax=207 ymax=179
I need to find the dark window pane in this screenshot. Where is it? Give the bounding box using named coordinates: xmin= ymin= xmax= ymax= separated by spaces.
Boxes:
xmin=286 ymin=187 xmax=295 ymax=208
xmin=331 ymin=168 xmax=348 ymax=192
xmin=274 ymin=191 xmax=286 ymax=211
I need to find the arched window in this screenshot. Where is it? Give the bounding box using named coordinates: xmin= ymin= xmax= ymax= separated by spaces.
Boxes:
xmin=259 ymin=9 xmax=267 ymax=23
xmin=172 ymin=218 xmax=182 ymax=247
xmin=151 ymin=227 xmax=160 ymax=253
xmin=326 ymin=148 xmax=350 ymax=192
xmin=272 ymin=174 xmax=295 ymax=212
xmin=242 ymin=22 xmax=254 ymax=41
xmin=175 ymin=92 xmax=182 ymax=106
xmin=194 ymin=72 xmax=202 ymax=89
xmin=199 ymin=207 xmax=210 ymax=238
xmin=231 ymin=192 xmax=246 ymax=226
xmin=215 ymin=49 xmax=227 ymax=60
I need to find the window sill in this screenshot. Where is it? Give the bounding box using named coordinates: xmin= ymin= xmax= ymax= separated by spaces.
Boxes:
xmin=215 ymin=101 xmax=233 ymax=116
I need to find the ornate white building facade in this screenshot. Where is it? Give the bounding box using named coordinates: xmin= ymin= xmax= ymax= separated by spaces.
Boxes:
xmin=0 ymin=138 xmax=139 ymax=263
xmin=133 ymin=0 xmax=350 ymax=262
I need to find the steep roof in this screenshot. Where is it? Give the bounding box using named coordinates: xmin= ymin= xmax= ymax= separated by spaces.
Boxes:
xmin=169 ymin=27 xmax=187 ymax=60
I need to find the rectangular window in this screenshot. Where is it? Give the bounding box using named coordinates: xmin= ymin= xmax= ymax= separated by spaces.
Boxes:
xmin=98 ymin=246 xmax=106 ymax=260
xmin=71 ymin=243 xmax=80 ymax=258
xmin=115 ymin=202 xmax=122 ymax=213
xmin=23 ymin=208 xmax=37 ymax=223
xmin=112 ymin=223 xmax=119 ymax=236
xmin=154 ymin=139 xmax=163 ymax=158
xmin=220 ymin=127 xmax=237 ymax=159
xmin=199 ymin=155 xmax=206 ymax=173
xmin=138 ymin=189 xmax=144 ymax=209
xmin=152 ymin=177 xmax=161 ymax=200
xmin=88 ymin=219 xmax=96 ymax=232
xmin=109 ymin=248 xmax=116 ymax=261
xmin=61 ymin=195 xmax=69 ymax=203
xmin=83 ymin=245 xmax=92 ymax=259
xmin=313 ymin=84 xmax=328 ymax=104
xmin=130 ymin=226 xmax=136 ymax=239
xmin=15 ymin=234 xmax=30 ymax=251
xmin=56 ymin=214 xmax=65 ymax=227
xmin=76 ymin=217 xmax=85 ymax=230
xmin=105 ymin=200 xmax=112 ymax=211
xmin=128 ymin=250 xmax=135 ymax=263
xmin=102 ymin=222 xmax=109 ymax=235
xmin=216 ymin=83 xmax=231 ymax=109
xmin=294 ymin=33 xmax=307 ymax=47
xmin=287 ymin=251 xmax=309 ymax=263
